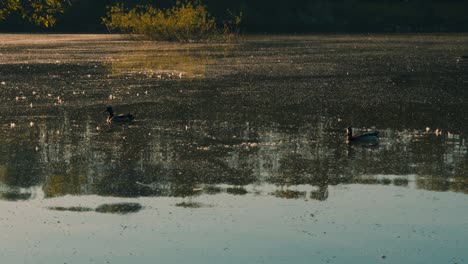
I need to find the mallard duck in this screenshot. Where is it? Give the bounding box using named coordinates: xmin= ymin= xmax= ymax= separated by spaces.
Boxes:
xmin=104 ymin=106 xmax=135 ymax=124
xmin=346 ymin=127 xmax=379 ymax=143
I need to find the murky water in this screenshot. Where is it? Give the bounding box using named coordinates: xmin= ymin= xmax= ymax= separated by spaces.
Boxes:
xmin=0 ymin=34 xmax=467 ymax=263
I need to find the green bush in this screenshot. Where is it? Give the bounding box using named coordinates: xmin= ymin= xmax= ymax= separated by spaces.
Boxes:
xmin=102 ymin=1 xmax=241 ymax=42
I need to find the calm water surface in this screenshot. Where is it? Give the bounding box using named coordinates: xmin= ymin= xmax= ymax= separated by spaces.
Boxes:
xmin=0 ymin=34 xmax=467 ymax=263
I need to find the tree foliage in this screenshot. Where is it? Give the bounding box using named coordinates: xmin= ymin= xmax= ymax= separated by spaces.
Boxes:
xmin=0 ymin=0 xmax=467 ymax=32
xmin=0 ymin=0 xmax=65 ymax=27
xmin=102 ymin=1 xmax=241 ymax=42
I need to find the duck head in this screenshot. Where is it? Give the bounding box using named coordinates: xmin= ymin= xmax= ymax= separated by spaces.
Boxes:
xmin=346 ymin=127 xmax=353 ymax=137
xmin=104 ymin=106 xmax=114 ymax=117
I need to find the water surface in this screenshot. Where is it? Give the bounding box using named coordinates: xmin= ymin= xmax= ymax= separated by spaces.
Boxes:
xmin=0 ymin=34 xmax=467 ymax=264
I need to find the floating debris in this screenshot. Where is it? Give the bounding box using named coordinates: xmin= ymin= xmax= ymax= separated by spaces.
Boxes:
xmin=0 ymin=191 xmax=32 ymax=201
xmin=175 ymin=201 xmax=206 ymax=208
xmin=271 ymin=189 xmax=306 ymax=199
xmin=226 ymin=187 xmax=248 ymax=195
xmin=48 ymin=206 xmax=93 ymax=212
xmin=95 ymin=203 xmax=143 ymax=214
xmin=393 ymin=178 xmax=409 ymax=186
xmin=204 ymin=186 xmax=222 ymax=195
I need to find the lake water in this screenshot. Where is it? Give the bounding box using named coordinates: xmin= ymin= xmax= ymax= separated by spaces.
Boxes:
xmin=0 ymin=34 xmax=467 ymax=264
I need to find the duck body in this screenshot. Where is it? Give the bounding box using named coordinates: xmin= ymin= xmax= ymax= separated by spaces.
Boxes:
xmin=346 ymin=127 xmax=379 ymax=144
xmin=105 ymin=106 xmax=135 ymax=124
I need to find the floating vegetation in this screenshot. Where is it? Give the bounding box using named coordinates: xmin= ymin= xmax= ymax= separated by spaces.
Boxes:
xmin=204 ymin=185 xmax=222 ymax=195
xmin=354 ymin=177 xmax=397 ymax=186
xmin=48 ymin=206 xmax=93 ymax=212
xmin=0 ymin=191 xmax=32 ymax=201
xmin=393 ymin=178 xmax=409 ymax=186
xmin=95 ymin=203 xmax=143 ymax=214
xmin=354 ymin=177 xmax=380 ymax=185
xmin=381 ymin=178 xmax=392 ymax=185
xmin=271 ymin=190 xmax=306 ymax=199
xmin=226 ymin=187 xmax=248 ymax=195
xmin=175 ymin=201 xmax=206 ymax=208
xmin=48 ymin=204 xmax=143 ymax=213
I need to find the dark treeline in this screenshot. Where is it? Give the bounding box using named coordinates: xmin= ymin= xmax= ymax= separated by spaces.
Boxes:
xmin=1 ymin=0 xmax=467 ymax=33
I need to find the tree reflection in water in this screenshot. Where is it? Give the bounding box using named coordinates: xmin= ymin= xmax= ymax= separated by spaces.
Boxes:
xmin=0 ymin=107 xmax=466 ymax=202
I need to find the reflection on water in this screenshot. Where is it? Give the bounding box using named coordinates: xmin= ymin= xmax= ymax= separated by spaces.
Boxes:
xmin=0 ymin=107 xmax=466 ymax=201
xmin=108 ymin=47 xmax=214 ymax=79
xmin=0 ymin=33 xmax=468 ymax=201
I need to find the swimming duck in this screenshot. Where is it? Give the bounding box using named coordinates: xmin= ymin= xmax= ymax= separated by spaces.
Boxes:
xmin=104 ymin=106 xmax=135 ymax=124
xmin=346 ymin=127 xmax=379 ymax=143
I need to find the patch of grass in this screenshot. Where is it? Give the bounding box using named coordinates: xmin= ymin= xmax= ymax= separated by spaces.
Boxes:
xmin=95 ymin=203 xmax=143 ymax=214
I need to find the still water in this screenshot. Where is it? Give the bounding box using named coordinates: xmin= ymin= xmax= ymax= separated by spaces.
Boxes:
xmin=0 ymin=34 xmax=467 ymax=263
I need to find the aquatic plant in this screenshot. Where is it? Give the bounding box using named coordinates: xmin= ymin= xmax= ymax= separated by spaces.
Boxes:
xmin=102 ymin=1 xmax=241 ymax=42
xmin=0 ymin=191 xmax=31 ymax=201
xmin=226 ymin=187 xmax=248 ymax=195
xmin=271 ymin=189 xmax=306 ymax=199
xmin=95 ymin=203 xmax=143 ymax=214
xmin=393 ymin=178 xmax=409 ymax=186
xmin=48 ymin=206 xmax=93 ymax=212
xmin=175 ymin=201 xmax=205 ymax=208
